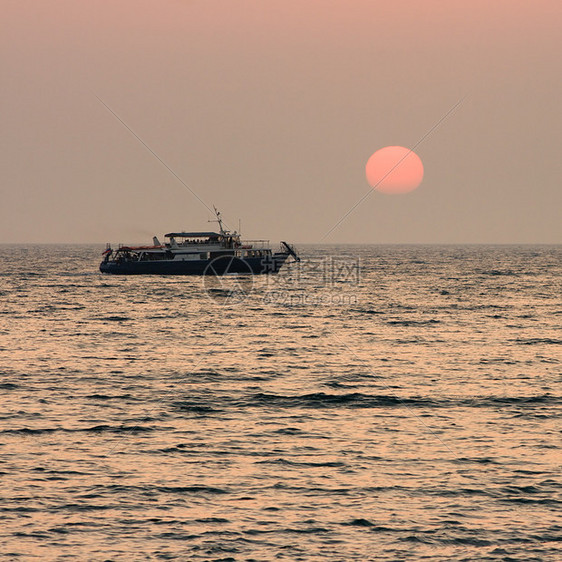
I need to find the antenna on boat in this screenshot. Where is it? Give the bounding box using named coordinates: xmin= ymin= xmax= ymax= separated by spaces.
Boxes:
xmin=209 ymin=205 xmax=227 ymax=236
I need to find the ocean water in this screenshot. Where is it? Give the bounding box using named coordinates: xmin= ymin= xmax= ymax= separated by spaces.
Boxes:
xmin=0 ymin=244 xmax=561 ymax=561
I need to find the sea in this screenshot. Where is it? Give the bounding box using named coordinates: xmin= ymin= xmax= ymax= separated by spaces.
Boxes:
xmin=0 ymin=244 xmax=561 ymax=561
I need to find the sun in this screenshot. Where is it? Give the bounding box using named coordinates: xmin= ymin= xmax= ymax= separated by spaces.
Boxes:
xmin=365 ymin=146 xmax=424 ymax=194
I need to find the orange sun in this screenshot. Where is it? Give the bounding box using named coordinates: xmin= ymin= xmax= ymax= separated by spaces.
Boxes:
xmin=365 ymin=146 xmax=424 ymax=194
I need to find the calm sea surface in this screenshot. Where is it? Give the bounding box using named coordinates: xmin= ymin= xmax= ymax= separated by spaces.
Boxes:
xmin=0 ymin=244 xmax=561 ymax=561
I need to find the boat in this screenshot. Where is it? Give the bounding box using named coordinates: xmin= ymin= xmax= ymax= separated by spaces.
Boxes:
xmin=99 ymin=208 xmax=299 ymax=275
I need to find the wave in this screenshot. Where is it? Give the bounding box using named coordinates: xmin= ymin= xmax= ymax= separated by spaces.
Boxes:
xmin=94 ymin=315 xmax=132 ymax=322
xmin=255 ymin=458 xmax=346 ymax=468
xmin=2 ymin=424 xmax=156 ymax=435
xmin=245 ymin=392 xmax=438 ymax=409
xmin=476 ymin=269 xmax=518 ymax=276
xmin=85 ymin=393 xmax=133 ymax=400
xmin=242 ymin=392 xmax=561 ymax=410
xmin=386 ymin=319 xmax=441 ymax=326
xmin=0 ymin=382 xmax=19 ymax=390
xmin=155 ymin=485 xmax=229 ymax=495
xmin=162 ymin=392 xmax=562 ymax=417
xmin=511 ymin=338 xmax=562 ymax=345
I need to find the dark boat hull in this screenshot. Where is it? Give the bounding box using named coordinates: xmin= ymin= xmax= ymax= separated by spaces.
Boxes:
xmin=100 ymin=253 xmax=290 ymax=275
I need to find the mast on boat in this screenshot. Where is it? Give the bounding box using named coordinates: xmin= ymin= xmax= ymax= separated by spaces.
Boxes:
xmin=209 ymin=206 xmax=240 ymax=238
xmin=208 ymin=206 xmax=227 ymax=236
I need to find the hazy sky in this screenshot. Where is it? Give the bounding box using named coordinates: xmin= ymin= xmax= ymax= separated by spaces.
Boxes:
xmin=2 ymin=0 xmax=561 ymax=243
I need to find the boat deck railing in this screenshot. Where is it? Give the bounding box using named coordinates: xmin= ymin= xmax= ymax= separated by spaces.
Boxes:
xmin=242 ymin=239 xmax=270 ymax=249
